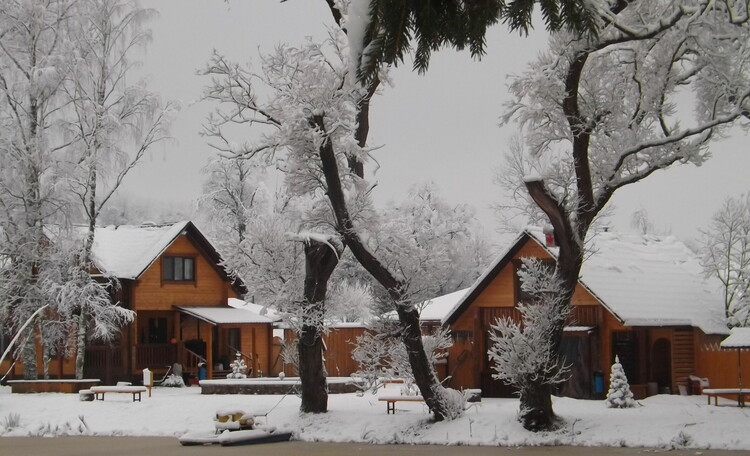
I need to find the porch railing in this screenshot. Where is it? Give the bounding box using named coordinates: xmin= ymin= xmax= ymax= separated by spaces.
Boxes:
xmin=183 ymin=348 xmax=206 ymax=376
xmin=85 ymin=345 xmax=122 ymax=369
xmin=135 ymin=344 xmax=176 ymax=370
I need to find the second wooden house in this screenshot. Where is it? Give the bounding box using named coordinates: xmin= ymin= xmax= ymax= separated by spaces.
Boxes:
xmin=438 ymin=228 xmax=730 ymax=399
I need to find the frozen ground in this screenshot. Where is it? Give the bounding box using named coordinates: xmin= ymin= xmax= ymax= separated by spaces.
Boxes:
xmin=1 ymin=384 xmax=749 ymax=450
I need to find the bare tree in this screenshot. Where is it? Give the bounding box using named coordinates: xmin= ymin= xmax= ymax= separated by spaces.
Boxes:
xmin=61 ymin=0 xmax=174 ymax=378
xmin=502 ymin=1 xmax=750 ymax=430
xmin=700 ymin=194 xmax=750 ymax=326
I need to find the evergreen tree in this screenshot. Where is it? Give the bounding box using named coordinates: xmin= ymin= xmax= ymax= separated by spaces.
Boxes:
xmin=357 ymin=0 xmax=597 ymax=81
xmin=605 ymin=356 xmax=636 ymax=409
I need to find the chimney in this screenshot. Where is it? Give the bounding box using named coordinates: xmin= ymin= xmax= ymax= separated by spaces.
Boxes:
xmin=543 ymin=225 xmax=556 ymax=247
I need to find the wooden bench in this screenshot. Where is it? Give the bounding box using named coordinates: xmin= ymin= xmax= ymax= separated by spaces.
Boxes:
xmin=378 ymin=395 xmax=424 ymax=414
xmin=702 ymin=388 xmax=750 ymax=407
xmin=90 ymin=385 xmax=148 ymax=402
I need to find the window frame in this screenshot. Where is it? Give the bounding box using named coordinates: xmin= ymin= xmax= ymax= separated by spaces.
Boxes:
xmin=162 ymin=255 xmax=196 ymax=283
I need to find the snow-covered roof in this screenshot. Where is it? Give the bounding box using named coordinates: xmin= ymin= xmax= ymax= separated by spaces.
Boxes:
xmin=419 ymin=288 xmax=469 ymax=321
xmin=720 ymin=327 xmax=750 ymax=348
xmin=570 ymin=230 xmax=728 ymax=335
xmin=89 ymin=222 xmax=189 ymax=279
xmin=443 ymin=228 xmax=728 ymax=335
xmin=175 ymin=306 xmax=274 ymax=325
xmin=228 ymin=298 xmax=282 ymax=322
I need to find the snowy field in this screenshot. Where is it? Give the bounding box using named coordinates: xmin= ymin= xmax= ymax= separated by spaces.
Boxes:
xmin=1 ymin=384 xmax=750 ymax=450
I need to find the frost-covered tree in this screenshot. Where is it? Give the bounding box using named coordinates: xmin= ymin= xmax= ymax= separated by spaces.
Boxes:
xmin=213 ymin=178 xmax=345 ymax=412
xmin=488 ymin=258 xmax=570 ymax=428
xmin=0 ymin=0 xmax=77 ymax=379
xmin=198 ymin=156 xmax=269 ymax=249
xmin=352 ymin=321 xmax=452 ymax=394
xmin=377 ymin=183 xmax=492 ymax=298
xmin=700 ymin=195 xmax=750 ymax=327
xmin=605 ymin=355 xmax=636 ymax=408
xmin=200 ymin=16 xmax=464 ymax=419
xmin=502 ymin=1 xmax=750 ymax=430
xmin=61 ymin=0 xmax=174 ymax=379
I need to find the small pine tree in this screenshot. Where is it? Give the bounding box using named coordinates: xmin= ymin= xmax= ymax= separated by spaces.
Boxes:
xmin=605 ymin=356 xmax=637 ymax=408
xmin=227 ymin=352 xmax=248 ymax=379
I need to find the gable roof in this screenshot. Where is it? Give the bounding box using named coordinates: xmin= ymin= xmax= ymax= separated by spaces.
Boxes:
xmin=443 ymin=228 xmax=728 ymax=335
xmin=89 ymin=221 xmax=243 ymax=294
xmin=90 ymin=221 xmax=189 ymax=280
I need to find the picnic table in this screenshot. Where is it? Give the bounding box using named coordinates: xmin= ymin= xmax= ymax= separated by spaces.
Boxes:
xmin=89 ymin=385 xmax=148 ymax=402
xmin=377 ymin=395 xmax=424 ymax=414
xmin=702 ymin=388 xmax=750 ymax=407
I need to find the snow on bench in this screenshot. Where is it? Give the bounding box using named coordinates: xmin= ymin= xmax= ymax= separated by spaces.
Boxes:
xmin=90 ymin=385 xmax=148 ymax=402
xmin=377 ymin=395 xmax=424 ymax=414
xmin=702 ymin=388 xmax=750 ymax=407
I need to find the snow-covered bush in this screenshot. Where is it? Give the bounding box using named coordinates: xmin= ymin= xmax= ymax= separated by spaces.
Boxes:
xmin=227 ymin=352 xmax=248 ymax=379
xmin=488 ymin=258 xmax=570 ymax=429
xmin=279 ymin=339 xmax=299 ymax=375
xmin=160 ymin=374 xmax=185 ymax=388
xmin=605 ymin=356 xmax=637 ymax=408
xmin=2 ymin=413 xmax=21 ymax=432
xmin=351 ymin=323 xmax=452 ymax=393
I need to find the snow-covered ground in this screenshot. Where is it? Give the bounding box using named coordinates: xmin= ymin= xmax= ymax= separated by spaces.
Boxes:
xmin=1 ymin=384 xmax=749 ymax=450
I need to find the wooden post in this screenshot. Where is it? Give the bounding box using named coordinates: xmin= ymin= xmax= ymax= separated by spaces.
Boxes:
xmin=205 ymin=322 xmax=213 ymax=380
xmin=738 ymin=349 xmax=743 ymax=391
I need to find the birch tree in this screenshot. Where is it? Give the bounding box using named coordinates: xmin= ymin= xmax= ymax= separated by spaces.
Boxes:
xmin=502 ymin=0 xmax=750 ymax=430
xmin=0 ymin=0 xmax=76 ymax=379
xmin=60 ymin=0 xmax=173 ymax=379
xmin=700 ymin=194 xmax=750 ymax=326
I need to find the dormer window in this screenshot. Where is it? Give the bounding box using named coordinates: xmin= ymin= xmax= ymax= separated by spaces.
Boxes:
xmin=162 ymin=256 xmax=195 ymax=281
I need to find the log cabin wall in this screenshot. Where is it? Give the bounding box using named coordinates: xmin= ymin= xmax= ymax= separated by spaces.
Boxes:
xmin=445 ymin=238 xmax=603 ymax=394
xmin=132 ymin=235 xmax=236 ymax=311
xmin=279 ymin=326 xmax=368 ymax=378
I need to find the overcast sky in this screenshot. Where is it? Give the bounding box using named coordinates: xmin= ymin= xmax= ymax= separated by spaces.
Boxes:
xmin=122 ymin=0 xmax=750 ymax=245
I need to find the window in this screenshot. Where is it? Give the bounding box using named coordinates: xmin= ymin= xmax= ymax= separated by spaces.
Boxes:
xmin=162 ymin=256 xmax=195 ymax=281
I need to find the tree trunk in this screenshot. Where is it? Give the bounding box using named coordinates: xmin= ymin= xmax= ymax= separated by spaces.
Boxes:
xmin=313 ymin=112 xmax=453 ymax=421
xmin=75 ymin=309 xmax=89 ymax=380
xmin=21 ymin=326 xmax=38 ymax=380
xmin=298 ymin=238 xmax=341 ymax=413
xmin=298 ymin=320 xmax=327 ymax=413
xmin=519 ymin=380 xmax=555 ymax=431
xmin=395 ymin=305 xmax=447 ymax=420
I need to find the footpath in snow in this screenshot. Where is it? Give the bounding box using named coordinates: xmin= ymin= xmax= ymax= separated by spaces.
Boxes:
xmin=1 ymin=385 xmax=749 ymax=450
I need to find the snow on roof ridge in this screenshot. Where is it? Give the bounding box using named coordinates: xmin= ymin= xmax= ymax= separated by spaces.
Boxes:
xmin=443 ymin=227 xmax=728 ymax=335
xmin=90 ymin=221 xmax=191 ymax=279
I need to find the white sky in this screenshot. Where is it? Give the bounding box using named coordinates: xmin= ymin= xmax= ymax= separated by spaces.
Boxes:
xmin=122 ymin=0 xmax=750 ymax=245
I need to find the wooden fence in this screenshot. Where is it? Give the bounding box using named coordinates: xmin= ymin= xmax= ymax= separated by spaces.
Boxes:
xmin=695 ymin=343 xmax=750 ymax=389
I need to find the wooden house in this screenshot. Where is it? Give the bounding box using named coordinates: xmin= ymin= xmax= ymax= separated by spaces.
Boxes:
xmin=438 ymin=229 xmax=730 ymax=399
xmin=3 ymin=221 xmax=278 ymax=384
